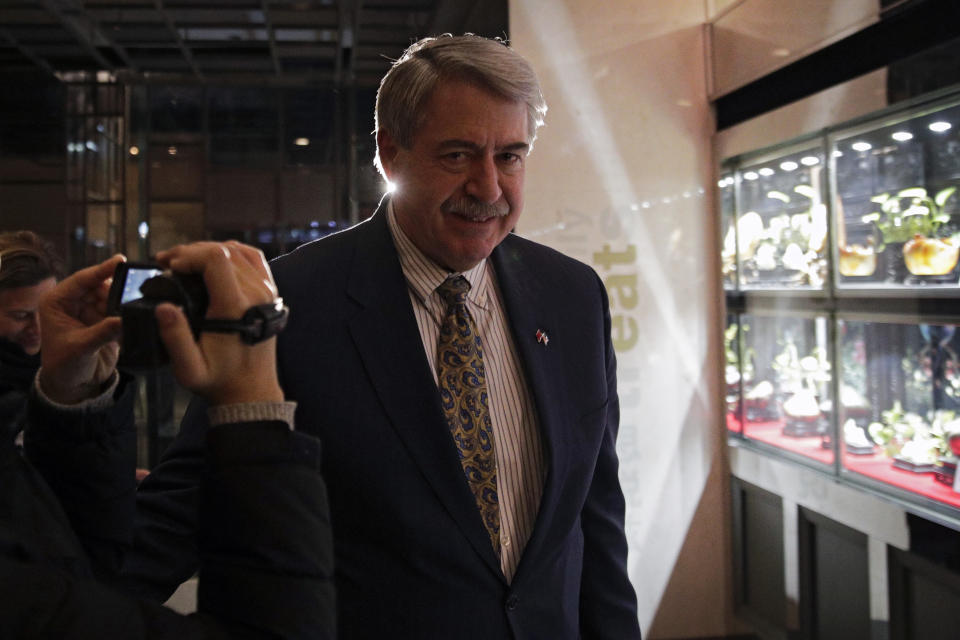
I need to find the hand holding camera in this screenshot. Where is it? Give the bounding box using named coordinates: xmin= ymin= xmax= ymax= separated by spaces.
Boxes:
xmin=37 ymin=255 xmax=125 ymax=404
xmin=38 ymin=241 xmax=287 ymax=407
xmin=151 ymin=241 xmax=286 ymax=406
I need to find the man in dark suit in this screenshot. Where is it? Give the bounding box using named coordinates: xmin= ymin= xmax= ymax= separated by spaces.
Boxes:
xmin=128 ymin=34 xmax=641 ymax=639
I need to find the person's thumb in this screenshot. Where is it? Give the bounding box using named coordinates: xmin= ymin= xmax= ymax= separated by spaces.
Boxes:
xmin=155 ymin=303 xmax=207 ymax=390
xmin=76 ymin=316 xmax=123 ymax=352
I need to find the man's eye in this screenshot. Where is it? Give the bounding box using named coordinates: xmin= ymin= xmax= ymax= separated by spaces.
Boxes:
xmin=499 ymin=153 xmax=523 ymax=167
xmin=444 ymin=152 xmax=468 ymax=161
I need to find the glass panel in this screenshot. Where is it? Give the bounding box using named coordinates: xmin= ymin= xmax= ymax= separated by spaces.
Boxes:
xmin=148 ymin=202 xmax=205 ymax=253
xmin=149 ymin=86 xmax=204 ymax=133
xmin=740 ymin=312 xmax=835 ymax=467
xmin=725 ymin=313 xmax=744 ymax=435
xmin=839 ymin=319 xmax=960 ymax=510
xmin=834 ymin=99 xmax=960 ymax=288
xmin=719 ymin=169 xmax=737 ymax=289
xmin=284 ymin=88 xmax=335 ymax=166
xmin=148 ymin=144 xmax=204 ymax=199
xmin=736 ymin=145 xmax=828 ymax=290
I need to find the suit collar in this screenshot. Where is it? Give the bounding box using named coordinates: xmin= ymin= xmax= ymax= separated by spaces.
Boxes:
xmin=345 ymin=205 xmax=505 ymax=577
xmin=346 ymin=208 xmax=575 ymax=583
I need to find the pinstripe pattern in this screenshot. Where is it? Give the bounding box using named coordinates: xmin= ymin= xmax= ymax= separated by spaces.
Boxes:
xmin=388 ymin=206 xmax=545 ymax=582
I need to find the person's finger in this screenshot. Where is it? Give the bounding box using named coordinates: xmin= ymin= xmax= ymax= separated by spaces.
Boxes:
xmin=155 ymin=303 xmax=208 ymax=390
xmin=73 ymin=316 xmax=123 ymax=353
xmin=50 ymin=254 xmax=125 ymax=304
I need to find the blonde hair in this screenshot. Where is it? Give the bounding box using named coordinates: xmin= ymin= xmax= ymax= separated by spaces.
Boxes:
xmin=0 ymin=231 xmax=64 ymax=290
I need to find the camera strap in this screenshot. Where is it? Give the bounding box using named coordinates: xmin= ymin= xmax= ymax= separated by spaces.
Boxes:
xmin=202 ymin=299 xmax=289 ymax=344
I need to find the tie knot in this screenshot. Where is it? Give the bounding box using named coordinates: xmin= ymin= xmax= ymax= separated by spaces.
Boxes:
xmin=437 ymin=275 xmax=470 ymax=306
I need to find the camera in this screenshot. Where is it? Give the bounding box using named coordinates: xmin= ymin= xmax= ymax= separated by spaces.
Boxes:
xmin=107 ymin=262 xmax=209 ymax=370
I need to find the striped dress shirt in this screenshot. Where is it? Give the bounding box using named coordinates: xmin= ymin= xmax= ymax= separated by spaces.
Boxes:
xmin=387 ymin=206 xmax=545 ymax=582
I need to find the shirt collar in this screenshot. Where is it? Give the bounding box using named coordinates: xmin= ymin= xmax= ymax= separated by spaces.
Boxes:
xmin=386 ymin=200 xmax=490 ymax=310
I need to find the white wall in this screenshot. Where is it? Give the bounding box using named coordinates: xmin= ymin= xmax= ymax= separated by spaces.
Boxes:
xmin=510 ymin=1 xmax=723 ymax=634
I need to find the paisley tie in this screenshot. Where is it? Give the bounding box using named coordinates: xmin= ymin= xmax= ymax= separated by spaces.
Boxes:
xmin=436 ymin=275 xmax=500 ymax=555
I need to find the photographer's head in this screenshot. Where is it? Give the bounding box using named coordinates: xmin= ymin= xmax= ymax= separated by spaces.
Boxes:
xmin=374 ymin=35 xmax=547 ymax=272
xmin=0 ymin=231 xmax=64 ymax=355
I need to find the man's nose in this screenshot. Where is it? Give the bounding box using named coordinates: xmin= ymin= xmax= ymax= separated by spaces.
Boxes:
xmin=464 ymin=156 xmax=503 ymax=204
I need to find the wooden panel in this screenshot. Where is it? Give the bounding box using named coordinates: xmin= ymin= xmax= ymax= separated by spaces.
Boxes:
xmin=799 ymin=507 xmax=871 ymax=639
xmin=889 ymin=546 xmax=960 ymax=640
xmin=733 ymin=477 xmax=786 ymax=628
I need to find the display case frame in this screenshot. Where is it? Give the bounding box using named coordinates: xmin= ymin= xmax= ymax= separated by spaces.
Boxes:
xmin=721 ymin=83 xmax=960 ymax=524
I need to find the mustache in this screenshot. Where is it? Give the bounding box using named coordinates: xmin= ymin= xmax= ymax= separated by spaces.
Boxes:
xmin=442 ymin=197 xmax=509 ymax=220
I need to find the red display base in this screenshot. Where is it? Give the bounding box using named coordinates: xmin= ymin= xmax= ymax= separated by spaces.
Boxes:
xmin=728 ymin=414 xmax=834 ymax=465
xmin=844 ymin=453 xmax=960 ymax=509
xmin=728 ymin=413 xmax=960 ymax=509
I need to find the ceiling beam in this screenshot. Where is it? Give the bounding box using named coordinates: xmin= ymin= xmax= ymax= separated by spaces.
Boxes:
xmin=260 ymin=0 xmax=282 ymax=75
xmin=0 ymin=26 xmax=56 ymax=76
xmin=154 ymin=0 xmax=204 ymax=80
xmin=37 ymin=0 xmax=116 ymax=71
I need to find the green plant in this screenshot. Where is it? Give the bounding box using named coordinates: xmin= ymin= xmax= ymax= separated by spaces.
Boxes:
xmin=861 ymin=186 xmax=956 ymax=250
xmin=724 ymin=322 xmax=754 ymax=383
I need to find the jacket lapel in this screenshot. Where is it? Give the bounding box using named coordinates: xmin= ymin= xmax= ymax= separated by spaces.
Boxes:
xmin=490 ymin=237 xmax=573 ymax=574
xmin=344 ymin=208 xmax=503 ymax=576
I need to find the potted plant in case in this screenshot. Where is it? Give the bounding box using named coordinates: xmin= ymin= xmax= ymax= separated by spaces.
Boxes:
xmin=862 ymin=186 xmax=957 ymax=283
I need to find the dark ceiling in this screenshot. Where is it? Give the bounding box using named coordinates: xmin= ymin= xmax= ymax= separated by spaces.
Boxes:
xmin=0 ymin=0 xmax=507 ymax=87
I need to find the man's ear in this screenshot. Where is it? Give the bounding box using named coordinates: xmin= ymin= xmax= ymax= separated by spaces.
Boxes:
xmin=376 ymin=129 xmax=399 ymax=178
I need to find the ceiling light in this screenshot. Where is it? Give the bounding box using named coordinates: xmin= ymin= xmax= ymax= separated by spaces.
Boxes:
xmin=780 ymin=161 xmax=798 ymax=171
xmin=743 ymin=171 xmax=759 ymax=181
xmin=891 ymin=131 xmax=913 ymax=142
xmin=929 ymin=121 xmax=952 ymax=133
xmin=129 ymin=145 xmax=140 ymax=156
xmin=800 ymin=156 xmax=819 ymax=166
xmin=758 ymin=167 xmax=774 ymax=176
xmin=851 ymin=141 xmax=872 ymax=152
xmin=294 ymin=137 xmax=310 ymax=146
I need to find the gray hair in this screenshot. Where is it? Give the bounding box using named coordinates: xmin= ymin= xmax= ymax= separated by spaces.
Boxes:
xmin=374 ymin=34 xmax=547 ymax=175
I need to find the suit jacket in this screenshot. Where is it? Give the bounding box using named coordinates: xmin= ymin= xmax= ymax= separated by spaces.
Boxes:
xmin=128 ymin=206 xmax=640 ymax=639
xmin=1 ymin=377 xmax=334 ymax=639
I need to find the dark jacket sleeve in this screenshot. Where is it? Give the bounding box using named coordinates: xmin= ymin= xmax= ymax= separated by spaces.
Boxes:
xmin=23 ymin=375 xmax=139 ymax=577
xmin=15 ymin=385 xmax=335 ymax=639
xmin=199 ymin=421 xmax=336 ymax=639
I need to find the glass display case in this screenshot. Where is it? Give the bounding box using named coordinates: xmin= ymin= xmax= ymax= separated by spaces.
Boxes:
xmin=726 ymin=311 xmax=835 ymax=468
xmin=833 ymin=98 xmax=960 ymax=289
xmin=721 ymin=86 xmax=960 ymax=519
xmin=725 ymin=142 xmax=829 ymax=290
xmin=838 ymin=318 xmax=960 ymax=510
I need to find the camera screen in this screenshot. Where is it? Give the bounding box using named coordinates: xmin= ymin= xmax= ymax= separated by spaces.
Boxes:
xmin=121 ymin=267 xmax=163 ymax=304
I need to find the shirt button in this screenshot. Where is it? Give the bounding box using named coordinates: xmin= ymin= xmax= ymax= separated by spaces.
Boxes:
xmin=502 ymin=536 xmax=511 ymax=548
xmin=505 ymin=594 xmax=519 ymax=611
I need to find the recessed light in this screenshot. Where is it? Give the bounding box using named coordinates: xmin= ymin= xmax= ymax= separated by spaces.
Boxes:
xmin=743 ymin=171 xmax=759 ymax=181
xmin=294 ymin=137 xmax=310 ymax=146
xmin=929 ymin=121 xmax=952 ymax=133
xmin=851 ymin=141 xmax=872 ymax=152
xmin=780 ymin=161 xmax=798 ymax=171
xmin=800 ymin=156 xmax=819 ymax=166
xmin=891 ymin=131 xmax=913 ymax=142
xmin=758 ymin=167 xmax=774 ymax=176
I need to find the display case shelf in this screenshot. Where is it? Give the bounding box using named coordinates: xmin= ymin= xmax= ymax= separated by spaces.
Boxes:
xmin=721 ymin=85 xmax=960 ymax=521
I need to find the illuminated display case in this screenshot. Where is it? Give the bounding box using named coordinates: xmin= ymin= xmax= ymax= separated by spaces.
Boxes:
xmin=722 ymin=87 xmax=960 ymax=518
xmin=833 ymin=99 xmax=960 ymax=289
